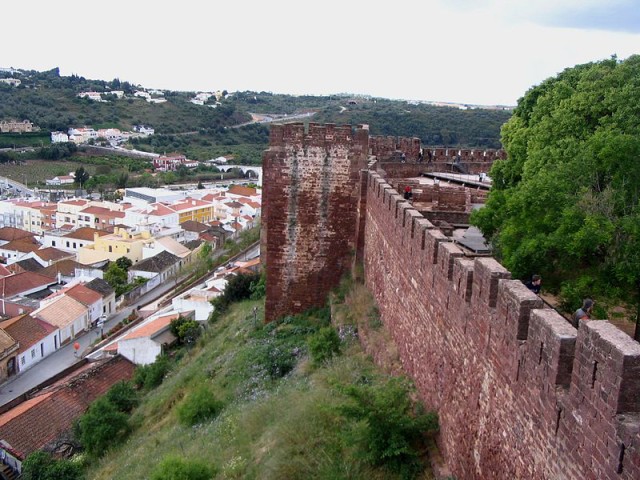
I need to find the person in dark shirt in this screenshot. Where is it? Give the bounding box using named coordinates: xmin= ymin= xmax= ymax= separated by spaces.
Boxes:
xmin=572 ymin=298 xmax=594 ymax=328
xmin=525 ymin=274 xmax=542 ymax=294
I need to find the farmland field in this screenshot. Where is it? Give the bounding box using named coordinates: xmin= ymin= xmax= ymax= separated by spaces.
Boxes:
xmin=0 ymin=160 xmax=98 ymax=186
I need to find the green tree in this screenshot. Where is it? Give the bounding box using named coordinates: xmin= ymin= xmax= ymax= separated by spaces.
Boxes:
xmin=104 ymin=262 xmax=128 ymax=296
xmin=74 ymin=397 xmax=130 ymax=457
xmin=471 ymin=55 xmax=640 ymax=308
xmin=74 ymin=166 xmax=90 ymax=186
xmin=21 ymin=451 xmax=82 ymax=480
xmin=115 ymin=256 xmax=133 ymax=271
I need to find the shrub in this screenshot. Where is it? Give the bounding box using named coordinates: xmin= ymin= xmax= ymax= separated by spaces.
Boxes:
xmin=74 ymin=397 xmax=131 ymax=457
xmin=133 ymin=356 xmax=171 ymax=390
xmin=308 ymin=326 xmax=341 ymax=366
xmin=21 ymin=451 xmax=82 ymax=480
xmin=177 ymin=385 xmax=224 ymax=426
xmin=338 ymin=376 xmax=439 ymax=478
xmin=171 ymin=316 xmax=202 ymax=345
xmin=105 ymin=381 xmax=139 ymax=413
xmin=151 ymin=455 xmax=215 ymax=480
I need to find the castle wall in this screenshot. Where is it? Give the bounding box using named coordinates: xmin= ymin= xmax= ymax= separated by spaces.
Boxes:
xmin=262 ymin=123 xmax=368 ymax=321
xmin=363 ymin=171 xmax=640 ymax=480
xmin=263 ymin=126 xmax=640 ymax=478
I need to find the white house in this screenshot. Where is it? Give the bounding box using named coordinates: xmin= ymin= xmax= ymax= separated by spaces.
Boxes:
xmin=51 ymin=131 xmax=69 ymax=143
xmin=32 ymin=295 xmax=89 ymax=345
xmin=45 ymin=175 xmax=74 ymax=186
xmin=115 ymin=310 xmax=192 ymax=365
xmin=171 ymin=286 xmax=219 ymax=321
xmin=42 ymin=283 xmax=103 ymax=326
xmin=0 ymin=314 xmax=59 ymax=373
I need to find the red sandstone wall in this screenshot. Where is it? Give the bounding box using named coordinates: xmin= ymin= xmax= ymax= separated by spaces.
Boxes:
xmin=263 ymin=123 xmax=368 ymax=321
xmin=363 ymin=171 xmax=640 ymax=480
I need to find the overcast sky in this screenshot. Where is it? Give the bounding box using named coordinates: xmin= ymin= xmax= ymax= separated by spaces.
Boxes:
xmin=3 ymin=0 xmax=638 ymax=106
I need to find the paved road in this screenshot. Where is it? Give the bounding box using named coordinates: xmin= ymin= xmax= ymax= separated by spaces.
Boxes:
xmin=0 ymin=240 xmax=260 ymax=407
xmin=0 ymin=276 xmax=182 ymax=407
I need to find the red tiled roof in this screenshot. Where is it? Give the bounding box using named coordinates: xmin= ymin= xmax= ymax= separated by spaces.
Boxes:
xmin=34 ymin=247 xmax=73 ymax=262
xmin=63 ymin=227 xmax=109 ymax=241
xmin=1 ymin=239 xmax=40 ymax=254
xmin=40 ymin=259 xmax=84 ymax=278
xmin=59 ymin=199 xmax=88 ymax=206
xmin=0 ymin=264 xmax=12 ymax=277
xmin=121 ymin=312 xmax=184 ymax=341
xmin=52 ymin=283 xmax=102 ymax=306
xmin=80 ymin=206 xmax=125 ymax=217
xmin=0 ymin=227 xmax=34 ymax=243
xmin=0 ymin=272 xmax=56 ymax=297
xmin=33 ymin=296 xmax=87 ymax=328
xmin=0 ymin=314 xmax=57 ymax=354
xmin=170 ymin=198 xmax=212 ymax=211
xmin=228 ymin=185 xmax=257 ymax=197
xmin=0 ymin=356 xmax=135 ymax=459
xmin=147 ymin=203 xmax=176 ymax=217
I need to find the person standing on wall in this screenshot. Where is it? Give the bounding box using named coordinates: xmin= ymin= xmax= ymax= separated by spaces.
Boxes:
xmin=404 ymin=185 xmax=413 ymax=201
xmin=572 ymin=298 xmax=594 ymax=328
xmin=525 ymin=274 xmax=542 ymax=294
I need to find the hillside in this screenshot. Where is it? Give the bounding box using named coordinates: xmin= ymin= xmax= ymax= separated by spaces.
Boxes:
xmin=1 ymin=68 xmax=511 ymax=164
xmin=56 ymin=279 xmax=438 ymax=480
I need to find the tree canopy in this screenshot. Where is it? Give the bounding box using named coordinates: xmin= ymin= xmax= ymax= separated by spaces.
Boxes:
xmin=471 ymin=55 xmax=640 ymax=305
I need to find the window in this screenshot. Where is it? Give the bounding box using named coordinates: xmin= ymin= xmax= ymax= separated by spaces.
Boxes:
xmin=41 ymin=344 xmax=44 ymax=357
xmin=21 ymin=356 xmax=25 ymax=365
xmin=66 ymin=241 xmax=70 ymax=248
xmin=73 ymin=242 xmax=77 ymax=249
xmin=31 ymin=349 xmax=36 ymax=358
xmin=109 ymin=246 xmax=113 ymax=253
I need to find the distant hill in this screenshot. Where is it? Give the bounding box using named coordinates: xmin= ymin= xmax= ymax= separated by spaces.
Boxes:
xmin=0 ymin=68 xmax=511 ymax=163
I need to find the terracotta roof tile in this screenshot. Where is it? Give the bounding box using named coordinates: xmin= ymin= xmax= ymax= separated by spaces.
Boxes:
xmin=0 ymin=272 xmax=56 ymax=297
xmin=228 ymin=185 xmax=257 ymax=197
xmin=0 ymin=314 xmax=57 ymax=354
xmin=0 ymin=227 xmax=35 ymax=243
xmin=0 ymin=356 xmax=135 ymax=459
xmin=1 ymin=239 xmax=40 ymax=254
xmin=63 ymin=227 xmax=110 ymax=241
xmin=40 ymin=259 xmax=85 ymax=278
xmin=35 ymin=247 xmax=73 ymax=262
xmin=33 ymin=296 xmax=87 ymax=328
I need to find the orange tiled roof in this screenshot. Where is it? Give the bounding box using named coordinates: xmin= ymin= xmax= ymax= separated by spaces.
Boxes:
xmin=1 ymin=239 xmax=40 ymax=254
xmin=61 ymin=284 xmax=102 ymax=306
xmin=228 ymin=185 xmax=257 ymax=197
xmin=121 ymin=312 xmax=181 ymax=341
xmin=63 ymin=227 xmax=109 ymax=241
xmin=40 ymin=259 xmax=84 ymax=278
xmin=34 ymin=247 xmax=73 ymax=262
xmin=0 ymin=227 xmax=34 ymax=243
xmin=80 ymin=206 xmax=125 ymax=217
xmin=0 ymin=314 xmax=57 ymax=354
xmin=0 ymin=272 xmax=56 ymax=297
xmin=34 ymin=296 xmax=87 ymax=328
xmin=0 ymin=356 xmax=135 ymax=459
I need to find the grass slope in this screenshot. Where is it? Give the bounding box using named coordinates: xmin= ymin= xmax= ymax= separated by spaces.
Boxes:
xmin=86 ymin=288 xmax=437 ymax=479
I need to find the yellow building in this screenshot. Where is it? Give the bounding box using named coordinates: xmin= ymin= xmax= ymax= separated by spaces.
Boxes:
xmin=78 ymin=227 xmax=152 ymax=265
xmin=171 ymin=198 xmax=214 ymax=224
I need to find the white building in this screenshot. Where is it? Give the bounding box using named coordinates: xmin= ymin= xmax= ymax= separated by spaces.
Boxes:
xmin=51 ymin=131 xmax=69 ymax=143
xmin=0 ymin=314 xmax=59 ymax=373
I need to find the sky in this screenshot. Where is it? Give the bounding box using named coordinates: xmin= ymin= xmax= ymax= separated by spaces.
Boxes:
xmin=3 ymin=0 xmax=639 ymax=106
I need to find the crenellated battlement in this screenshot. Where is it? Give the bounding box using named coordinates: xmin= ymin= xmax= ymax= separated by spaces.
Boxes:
xmin=268 ymin=122 xmax=369 ymax=152
xmin=363 ymin=169 xmax=640 ymax=479
xmin=263 ymin=125 xmax=640 ymax=479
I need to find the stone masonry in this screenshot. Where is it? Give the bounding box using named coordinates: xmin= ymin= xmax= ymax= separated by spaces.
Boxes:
xmin=263 ymin=123 xmax=368 ymax=321
xmin=263 ymin=124 xmax=640 ymax=479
